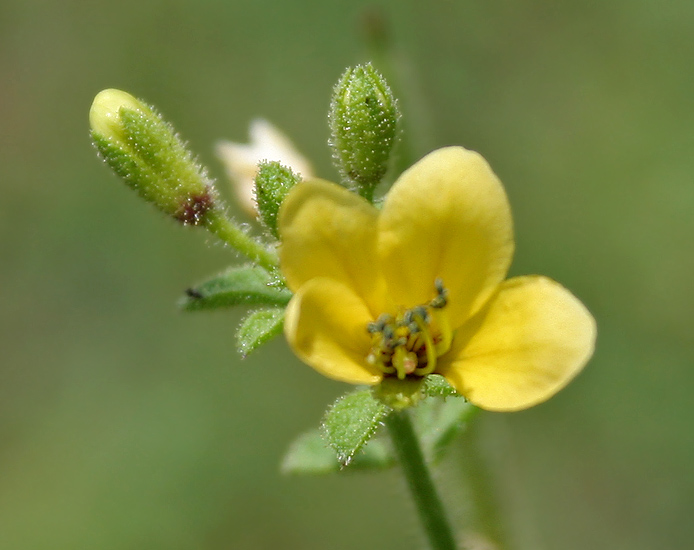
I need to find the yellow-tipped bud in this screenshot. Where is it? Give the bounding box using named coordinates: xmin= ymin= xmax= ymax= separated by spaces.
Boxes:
xmin=89 ymin=89 xmax=148 ymax=145
xmin=90 ymin=88 xmax=217 ymax=225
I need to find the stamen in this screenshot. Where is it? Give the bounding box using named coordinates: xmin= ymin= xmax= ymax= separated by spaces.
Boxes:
xmin=413 ymin=314 xmax=437 ymax=376
xmin=366 ymin=279 xmax=450 ymax=379
xmin=430 ymin=277 xmax=448 ymax=309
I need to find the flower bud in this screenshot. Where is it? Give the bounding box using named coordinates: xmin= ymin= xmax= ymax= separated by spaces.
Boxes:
xmin=254 ymin=161 xmax=301 ymax=239
xmin=216 ymin=119 xmax=313 ymax=218
xmin=328 ymin=63 xmax=399 ymax=200
xmin=90 ymin=88 xmax=217 ymax=225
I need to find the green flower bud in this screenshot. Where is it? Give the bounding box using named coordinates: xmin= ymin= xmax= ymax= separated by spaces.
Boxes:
xmin=90 ymin=89 xmax=217 ymax=225
xmin=328 ymin=63 xmax=399 ymax=201
xmin=254 ymin=161 xmax=301 ymax=239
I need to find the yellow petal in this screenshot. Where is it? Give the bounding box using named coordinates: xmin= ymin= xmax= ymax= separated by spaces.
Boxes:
xmin=439 ymin=276 xmax=596 ymax=411
xmin=284 ymin=277 xmax=383 ymax=385
xmin=278 ymin=179 xmax=386 ymax=315
xmin=378 ymin=147 xmax=514 ymax=326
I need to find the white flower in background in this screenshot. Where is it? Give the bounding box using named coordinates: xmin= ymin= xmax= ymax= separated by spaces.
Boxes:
xmin=216 ymin=119 xmax=314 ymax=217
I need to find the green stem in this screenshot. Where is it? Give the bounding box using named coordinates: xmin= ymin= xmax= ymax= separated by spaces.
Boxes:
xmin=205 ymin=209 xmax=279 ymax=272
xmin=385 ymin=410 xmax=457 ymax=550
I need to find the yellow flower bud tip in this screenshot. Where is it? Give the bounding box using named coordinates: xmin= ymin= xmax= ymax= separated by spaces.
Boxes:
xmin=89 ymin=89 xmax=149 ymax=143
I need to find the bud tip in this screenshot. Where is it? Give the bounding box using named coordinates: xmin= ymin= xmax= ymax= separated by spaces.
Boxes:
xmin=89 ymin=88 xmax=146 ymax=141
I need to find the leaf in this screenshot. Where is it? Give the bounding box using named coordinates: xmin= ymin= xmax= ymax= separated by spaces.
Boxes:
xmin=414 ymin=397 xmax=478 ymax=463
xmin=179 ymin=265 xmax=292 ymax=312
xmin=322 ymin=388 xmax=391 ymax=467
xmin=236 ymin=308 xmax=284 ymax=357
xmin=281 ymin=429 xmax=393 ymax=475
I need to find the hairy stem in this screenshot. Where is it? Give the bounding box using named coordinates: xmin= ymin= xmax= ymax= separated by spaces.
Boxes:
xmin=205 ymin=209 xmax=278 ymax=272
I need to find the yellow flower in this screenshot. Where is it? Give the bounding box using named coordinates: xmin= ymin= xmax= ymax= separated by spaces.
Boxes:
xmin=278 ymin=147 xmax=596 ymax=412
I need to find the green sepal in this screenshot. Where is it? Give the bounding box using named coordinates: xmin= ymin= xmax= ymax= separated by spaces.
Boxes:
xmin=235 ymin=307 xmax=285 ymax=357
xmin=281 ymin=429 xmax=393 ymax=475
xmin=255 ymin=161 xmax=301 ymax=239
xmin=372 ymin=376 xmax=425 ymax=410
xmin=423 ymin=374 xmax=460 ymax=398
xmin=322 ymin=387 xmax=392 ymax=467
xmin=414 ymin=396 xmax=478 ymax=463
xmin=179 ymin=265 xmax=292 ymax=311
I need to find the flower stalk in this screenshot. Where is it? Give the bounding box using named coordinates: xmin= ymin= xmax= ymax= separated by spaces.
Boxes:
xmin=203 ymin=208 xmax=279 ymax=272
xmin=385 ymin=409 xmax=457 ymax=550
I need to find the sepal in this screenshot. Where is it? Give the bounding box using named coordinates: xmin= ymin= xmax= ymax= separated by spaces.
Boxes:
xmin=423 ymin=374 xmax=460 ymax=398
xmin=321 ymin=387 xmax=391 ymax=467
xmin=281 ymin=429 xmax=393 ymax=475
xmin=415 ymin=396 xmax=478 ymax=463
xmin=236 ymin=308 xmax=285 ymax=357
xmin=254 ymin=161 xmax=301 ymax=239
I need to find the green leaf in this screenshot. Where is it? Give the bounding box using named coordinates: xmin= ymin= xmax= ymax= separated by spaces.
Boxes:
xmin=322 ymin=388 xmax=391 ymax=467
xmin=414 ymin=397 xmax=478 ymax=463
xmin=281 ymin=429 xmax=393 ymax=475
xmin=179 ymin=265 xmax=292 ymax=311
xmin=236 ymin=308 xmax=284 ymax=357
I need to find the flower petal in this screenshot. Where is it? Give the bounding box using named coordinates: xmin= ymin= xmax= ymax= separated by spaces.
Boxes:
xmin=439 ymin=276 xmax=596 ymax=411
xmin=284 ymin=277 xmax=382 ymax=385
xmin=378 ymin=147 xmax=514 ymax=326
xmin=278 ymin=179 xmax=385 ymax=314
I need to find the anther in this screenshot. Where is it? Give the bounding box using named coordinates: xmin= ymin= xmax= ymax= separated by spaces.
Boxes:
xmin=411 ymin=305 xmax=429 ymax=322
xmin=368 ymin=313 xmax=393 ymax=333
xmin=430 ymin=278 xmax=448 ymax=309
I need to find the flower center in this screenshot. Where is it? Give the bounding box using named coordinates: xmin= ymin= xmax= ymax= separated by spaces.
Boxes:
xmin=366 ymin=279 xmax=452 ymax=379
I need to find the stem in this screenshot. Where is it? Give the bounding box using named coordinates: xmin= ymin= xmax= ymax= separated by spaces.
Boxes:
xmin=385 ymin=410 xmax=457 ymax=550
xmin=205 ymin=209 xmax=279 ymax=272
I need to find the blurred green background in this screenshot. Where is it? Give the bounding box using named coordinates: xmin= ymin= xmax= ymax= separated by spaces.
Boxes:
xmin=1 ymin=0 xmax=692 ymax=548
